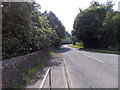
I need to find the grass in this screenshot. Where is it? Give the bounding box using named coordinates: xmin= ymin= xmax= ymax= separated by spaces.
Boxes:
xmin=11 ymin=59 xmax=43 ymax=89
xmin=11 ymin=51 xmax=54 ymax=89
xmin=68 ymin=44 xmax=120 ymax=54
xmin=68 ymin=44 xmax=84 ymax=49
xmin=84 ymin=48 xmax=120 ymax=54
xmin=49 ymin=51 xmax=54 ymax=56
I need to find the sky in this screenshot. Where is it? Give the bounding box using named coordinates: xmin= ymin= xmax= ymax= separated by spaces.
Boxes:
xmin=35 ymin=0 xmax=119 ymax=34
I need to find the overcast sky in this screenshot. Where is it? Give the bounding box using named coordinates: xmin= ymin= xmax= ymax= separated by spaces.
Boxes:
xmin=36 ymin=0 xmax=119 ymax=34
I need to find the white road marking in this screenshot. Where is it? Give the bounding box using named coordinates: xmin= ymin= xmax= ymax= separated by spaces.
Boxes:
xmin=83 ymin=53 xmax=104 ymax=63
xmin=81 ymin=52 xmax=118 ymax=68
xmin=113 ymin=65 xmax=117 ymax=68
xmin=100 ymin=54 xmax=118 ymax=57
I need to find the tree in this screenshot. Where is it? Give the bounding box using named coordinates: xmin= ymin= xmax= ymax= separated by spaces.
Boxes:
xmin=73 ymin=1 xmax=106 ymax=48
xmin=72 ymin=0 xmax=120 ymax=51
xmin=3 ymin=2 xmax=34 ymax=59
xmin=2 ymin=2 xmax=61 ymax=60
xmin=100 ymin=12 xmax=120 ymax=50
xmin=47 ymin=11 xmax=65 ymax=39
xmin=62 ymin=31 xmax=72 ymax=44
xmin=43 ymin=11 xmax=66 ymax=48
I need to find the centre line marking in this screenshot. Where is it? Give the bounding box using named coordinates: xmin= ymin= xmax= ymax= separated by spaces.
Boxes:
xmin=83 ymin=53 xmax=104 ymax=63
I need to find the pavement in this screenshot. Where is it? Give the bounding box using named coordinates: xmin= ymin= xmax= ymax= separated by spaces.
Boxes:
xmin=60 ymin=45 xmax=118 ymax=88
xmin=25 ymin=53 xmax=68 ymax=89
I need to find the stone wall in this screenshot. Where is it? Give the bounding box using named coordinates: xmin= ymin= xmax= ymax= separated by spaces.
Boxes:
xmin=2 ymin=48 xmax=52 ymax=88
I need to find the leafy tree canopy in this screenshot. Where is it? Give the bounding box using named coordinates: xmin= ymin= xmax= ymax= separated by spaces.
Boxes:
xmin=72 ymin=0 xmax=120 ymax=50
xmin=2 ymin=2 xmax=65 ymax=60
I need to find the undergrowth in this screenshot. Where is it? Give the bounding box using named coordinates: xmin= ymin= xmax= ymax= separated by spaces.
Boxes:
xmin=11 ymin=51 xmax=54 ymax=89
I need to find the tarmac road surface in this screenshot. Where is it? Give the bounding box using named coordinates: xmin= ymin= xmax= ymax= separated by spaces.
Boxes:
xmin=61 ymin=45 xmax=118 ymax=88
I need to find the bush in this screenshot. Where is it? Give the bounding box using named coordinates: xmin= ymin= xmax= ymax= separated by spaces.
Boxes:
xmin=75 ymin=42 xmax=84 ymax=47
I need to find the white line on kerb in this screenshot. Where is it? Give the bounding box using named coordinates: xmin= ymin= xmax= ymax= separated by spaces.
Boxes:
xmin=83 ymin=53 xmax=104 ymax=63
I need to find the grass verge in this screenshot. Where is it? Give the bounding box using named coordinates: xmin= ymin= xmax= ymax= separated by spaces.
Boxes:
xmin=84 ymin=48 xmax=120 ymax=54
xmin=11 ymin=51 xmax=54 ymax=89
xmin=68 ymin=44 xmax=84 ymax=49
xmin=68 ymin=44 xmax=120 ymax=54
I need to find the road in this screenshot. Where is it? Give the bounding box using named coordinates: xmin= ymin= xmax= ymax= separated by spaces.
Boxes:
xmin=60 ymin=45 xmax=118 ymax=88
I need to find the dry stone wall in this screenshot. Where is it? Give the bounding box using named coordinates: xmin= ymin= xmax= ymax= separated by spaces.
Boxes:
xmin=2 ymin=48 xmax=52 ymax=88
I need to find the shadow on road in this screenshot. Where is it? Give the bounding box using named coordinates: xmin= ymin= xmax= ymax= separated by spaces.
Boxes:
xmin=56 ymin=47 xmax=71 ymax=53
xmin=45 ymin=58 xmax=62 ymax=67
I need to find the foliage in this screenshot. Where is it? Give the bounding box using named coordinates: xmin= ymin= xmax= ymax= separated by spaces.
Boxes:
xmin=11 ymin=51 xmax=53 ymax=88
xmin=71 ymin=36 xmax=77 ymax=45
xmin=2 ymin=2 xmax=65 ymax=60
xmin=43 ymin=11 xmax=66 ymax=47
xmin=72 ymin=1 xmax=120 ymax=51
xmin=62 ymin=31 xmax=72 ymax=44
xmin=49 ymin=51 xmax=54 ymax=56
xmin=68 ymin=44 xmax=84 ymax=49
xmin=100 ymin=12 xmax=120 ymax=51
xmin=68 ymin=42 xmax=84 ymax=49
xmin=75 ymin=42 xmax=84 ymax=47
xmin=84 ymin=48 xmax=120 ymax=54
xmin=45 ymin=11 xmax=65 ymax=39
xmin=72 ymin=2 xmax=106 ymax=48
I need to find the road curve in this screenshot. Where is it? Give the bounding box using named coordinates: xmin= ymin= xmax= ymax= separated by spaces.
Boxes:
xmin=60 ymin=45 xmax=118 ymax=88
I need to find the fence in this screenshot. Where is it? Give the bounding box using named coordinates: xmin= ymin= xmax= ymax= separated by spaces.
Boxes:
xmin=39 ymin=68 xmax=52 ymax=90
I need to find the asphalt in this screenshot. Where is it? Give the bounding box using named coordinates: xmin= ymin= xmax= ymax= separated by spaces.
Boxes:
xmin=60 ymin=45 xmax=118 ymax=88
